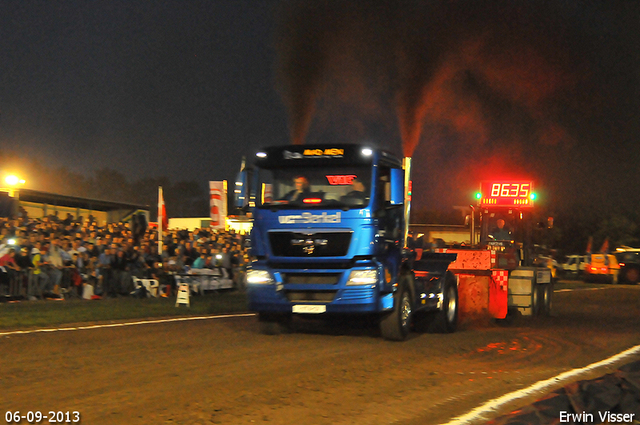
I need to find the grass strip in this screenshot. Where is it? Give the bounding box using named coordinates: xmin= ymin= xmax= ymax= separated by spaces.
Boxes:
xmin=0 ymin=291 xmax=249 ymax=331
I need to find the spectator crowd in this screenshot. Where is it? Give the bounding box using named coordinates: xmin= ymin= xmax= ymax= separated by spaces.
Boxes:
xmin=0 ymin=213 xmax=250 ymax=301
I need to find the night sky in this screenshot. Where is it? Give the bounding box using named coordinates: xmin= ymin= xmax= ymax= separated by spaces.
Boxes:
xmin=1 ymin=1 xmax=639 ymax=214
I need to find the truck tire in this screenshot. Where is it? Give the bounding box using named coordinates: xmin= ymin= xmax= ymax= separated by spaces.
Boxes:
xmin=380 ymin=283 xmax=412 ymax=341
xmin=541 ymin=283 xmax=553 ymax=316
xmin=428 ymin=274 xmax=458 ymax=333
xmin=258 ymin=312 xmax=293 ymax=335
xmin=531 ymin=284 xmax=541 ymax=316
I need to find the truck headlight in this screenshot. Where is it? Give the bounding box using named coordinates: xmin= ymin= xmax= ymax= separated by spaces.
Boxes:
xmin=346 ymin=270 xmax=378 ymax=285
xmin=246 ymin=270 xmax=274 ymax=285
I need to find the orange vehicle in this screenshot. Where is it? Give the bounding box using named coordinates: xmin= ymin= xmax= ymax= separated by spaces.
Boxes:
xmin=584 ymin=253 xmax=620 ymax=284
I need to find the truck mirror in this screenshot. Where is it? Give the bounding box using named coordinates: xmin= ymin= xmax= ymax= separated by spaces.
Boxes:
xmin=234 ymin=169 xmax=249 ymax=210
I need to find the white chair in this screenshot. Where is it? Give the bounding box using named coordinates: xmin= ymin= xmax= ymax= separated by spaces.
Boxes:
xmin=143 ymin=279 xmax=159 ymax=297
xmin=133 ymin=278 xmax=159 ymax=297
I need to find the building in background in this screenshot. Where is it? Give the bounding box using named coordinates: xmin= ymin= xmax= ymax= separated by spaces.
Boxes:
xmin=4 ymin=188 xmax=149 ymax=225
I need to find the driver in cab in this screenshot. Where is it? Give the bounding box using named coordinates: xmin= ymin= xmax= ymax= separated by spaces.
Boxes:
xmin=490 ymin=218 xmax=512 ymax=241
xmin=284 ymin=175 xmax=311 ymax=202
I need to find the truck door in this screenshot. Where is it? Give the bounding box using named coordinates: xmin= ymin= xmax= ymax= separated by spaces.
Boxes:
xmin=374 ymin=165 xmax=403 ymax=287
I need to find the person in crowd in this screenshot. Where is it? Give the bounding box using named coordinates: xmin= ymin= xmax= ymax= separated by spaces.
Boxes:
xmin=111 ymin=248 xmax=131 ymax=295
xmin=180 ymin=241 xmax=198 ymax=267
xmin=44 ymin=237 xmax=64 ymax=292
xmin=97 ymin=247 xmax=114 ymax=297
xmin=192 ymin=251 xmax=207 ymax=269
xmin=85 ymin=242 xmax=100 ymax=258
xmin=0 ymin=248 xmax=20 ymax=295
xmin=220 ymin=246 xmax=233 ymax=279
xmin=14 ymin=246 xmax=34 ymax=295
xmin=30 ymin=246 xmax=49 ymax=298
xmin=126 ymin=245 xmax=145 ymax=279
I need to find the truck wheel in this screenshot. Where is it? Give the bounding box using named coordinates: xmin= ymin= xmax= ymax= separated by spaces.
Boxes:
xmin=380 ymin=284 xmax=412 ymax=341
xmin=258 ymin=312 xmax=293 ymax=335
xmin=531 ymin=284 xmax=541 ymax=316
xmin=541 ymin=283 xmax=553 ymax=316
xmin=428 ymin=275 xmax=458 ymax=333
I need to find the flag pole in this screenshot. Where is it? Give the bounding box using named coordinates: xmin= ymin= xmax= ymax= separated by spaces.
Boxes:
xmin=158 ymin=186 xmax=163 ymax=254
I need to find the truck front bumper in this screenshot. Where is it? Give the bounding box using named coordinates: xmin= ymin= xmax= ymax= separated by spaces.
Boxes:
xmin=247 ymin=285 xmax=394 ymax=314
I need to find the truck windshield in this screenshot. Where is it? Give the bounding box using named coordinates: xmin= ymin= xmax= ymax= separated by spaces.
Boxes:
xmin=255 ymin=166 xmax=372 ymax=210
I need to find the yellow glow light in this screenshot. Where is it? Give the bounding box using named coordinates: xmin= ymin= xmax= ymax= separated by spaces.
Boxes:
xmin=5 ymin=175 xmax=26 ymax=186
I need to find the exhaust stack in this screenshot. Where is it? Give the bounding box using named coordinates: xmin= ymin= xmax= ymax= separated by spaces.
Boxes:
xmin=403 ymin=157 xmax=412 ymax=249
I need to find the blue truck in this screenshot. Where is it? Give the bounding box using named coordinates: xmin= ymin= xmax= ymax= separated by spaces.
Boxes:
xmin=236 ymin=144 xmax=458 ymax=340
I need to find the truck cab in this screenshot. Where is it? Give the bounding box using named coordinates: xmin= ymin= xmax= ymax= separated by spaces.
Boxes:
xmin=237 ymin=144 xmax=458 ymax=340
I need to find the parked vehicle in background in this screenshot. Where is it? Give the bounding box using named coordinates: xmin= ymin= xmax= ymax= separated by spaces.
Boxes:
xmin=561 ymin=255 xmax=588 ymax=277
xmin=614 ymin=248 xmax=640 ymax=284
xmin=584 ymin=253 xmax=619 ymax=284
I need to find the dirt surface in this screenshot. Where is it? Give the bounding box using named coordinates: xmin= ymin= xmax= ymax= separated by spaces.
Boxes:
xmin=2 ymin=284 xmax=640 ymax=425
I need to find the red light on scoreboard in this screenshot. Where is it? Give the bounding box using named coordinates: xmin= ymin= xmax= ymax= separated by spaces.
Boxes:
xmin=326 ymin=175 xmax=357 ymax=185
xmin=478 ymin=181 xmax=535 ymax=208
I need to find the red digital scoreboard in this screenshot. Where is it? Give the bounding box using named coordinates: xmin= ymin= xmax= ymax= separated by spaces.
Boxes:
xmin=478 ymin=181 xmax=535 ymax=208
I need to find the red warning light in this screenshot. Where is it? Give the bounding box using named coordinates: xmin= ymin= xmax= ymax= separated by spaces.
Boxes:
xmin=326 ymin=175 xmax=357 ymax=185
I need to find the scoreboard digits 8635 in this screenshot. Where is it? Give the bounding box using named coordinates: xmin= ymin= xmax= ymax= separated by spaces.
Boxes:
xmin=477 ymin=181 xmax=536 ymax=208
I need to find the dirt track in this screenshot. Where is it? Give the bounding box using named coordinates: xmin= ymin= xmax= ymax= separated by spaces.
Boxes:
xmin=2 ymin=284 xmax=640 ymax=425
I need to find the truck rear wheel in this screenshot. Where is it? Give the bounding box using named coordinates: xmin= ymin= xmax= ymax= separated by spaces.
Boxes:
xmin=541 ymin=283 xmax=553 ymax=316
xmin=532 ymin=284 xmax=541 ymax=316
xmin=380 ymin=283 xmax=412 ymax=341
xmin=428 ymin=274 xmax=458 ymax=333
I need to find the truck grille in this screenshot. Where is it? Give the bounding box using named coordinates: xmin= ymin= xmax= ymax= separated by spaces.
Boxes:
xmin=269 ymin=231 xmax=352 ymax=257
xmin=285 ymin=291 xmax=337 ymax=302
xmin=282 ymin=273 xmax=341 ymax=285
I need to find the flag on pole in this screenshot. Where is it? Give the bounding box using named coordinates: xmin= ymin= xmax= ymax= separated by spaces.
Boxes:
xmin=158 ymin=186 xmax=167 ymax=254
xmin=210 ymin=181 xmax=227 ymax=230
xmin=158 ymin=186 xmax=168 ymax=230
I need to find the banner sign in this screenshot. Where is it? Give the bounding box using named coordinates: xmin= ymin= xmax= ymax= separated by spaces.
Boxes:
xmin=209 ymin=181 xmax=227 ymax=230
